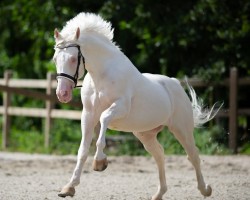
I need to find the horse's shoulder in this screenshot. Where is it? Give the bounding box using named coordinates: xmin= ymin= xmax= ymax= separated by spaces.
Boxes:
xmin=81 ymin=73 xmax=96 ymax=95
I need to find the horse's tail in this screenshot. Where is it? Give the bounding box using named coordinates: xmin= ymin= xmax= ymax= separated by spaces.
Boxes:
xmin=185 ymin=79 xmax=223 ymax=128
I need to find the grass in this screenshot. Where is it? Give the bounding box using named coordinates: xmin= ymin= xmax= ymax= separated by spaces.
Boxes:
xmin=0 ymin=117 xmax=232 ymax=155
xmin=158 ymin=127 xmax=230 ymax=155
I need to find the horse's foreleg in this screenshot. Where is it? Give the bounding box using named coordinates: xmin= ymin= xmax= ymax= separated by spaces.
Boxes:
xmin=93 ymin=98 xmax=129 ymax=171
xmin=133 ymin=126 xmax=167 ymax=200
xmin=58 ymin=111 xmax=95 ymax=198
xmin=92 ymin=121 xmax=108 ymax=171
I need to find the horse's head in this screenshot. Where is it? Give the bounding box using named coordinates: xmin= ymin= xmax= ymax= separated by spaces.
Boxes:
xmin=53 ymin=28 xmax=85 ymax=103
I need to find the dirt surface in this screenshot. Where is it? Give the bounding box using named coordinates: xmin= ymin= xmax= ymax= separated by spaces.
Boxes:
xmin=0 ymin=152 xmax=249 ymax=200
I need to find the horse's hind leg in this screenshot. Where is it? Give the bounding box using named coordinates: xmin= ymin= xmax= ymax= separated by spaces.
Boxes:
xmin=170 ymin=124 xmax=212 ymax=197
xmin=133 ymin=126 xmax=167 ymax=200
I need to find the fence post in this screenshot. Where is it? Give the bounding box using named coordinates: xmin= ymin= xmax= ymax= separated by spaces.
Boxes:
xmin=2 ymin=70 xmax=12 ymax=149
xmin=229 ymin=67 xmax=238 ymax=153
xmin=45 ymin=72 xmax=54 ymax=148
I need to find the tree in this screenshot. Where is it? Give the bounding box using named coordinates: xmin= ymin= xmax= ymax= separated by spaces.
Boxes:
xmin=1 ymin=0 xmax=249 ymax=153
xmin=0 ymin=0 xmax=105 ymax=78
xmin=1 ymin=0 xmax=249 ymax=79
xmin=100 ymin=0 xmax=250 ymax=79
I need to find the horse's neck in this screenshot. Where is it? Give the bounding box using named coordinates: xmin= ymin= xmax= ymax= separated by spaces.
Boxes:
xmin=83 ymin=35 xmax=123 ymax=80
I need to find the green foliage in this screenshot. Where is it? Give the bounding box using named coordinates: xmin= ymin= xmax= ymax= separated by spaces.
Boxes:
xmin=1 ymin=0 xmax=250 ymax=79
xmin=158 ymin=126 xmax=229 ymax=155
xmin=240 ymin=143 xmax=250 ymax=154
xmin=6 ymin=117 xmax=46 ymax=153
xmin=0 ymin=0 xmax=250 ymax=154
xmin=49 ymin=119 xmax=82 ymax=154
xmin=3 ymin=122 xmax=231 ymax=155
xmin=105 ymin=130 xmax=146 ymax=155
xmin=4 ymin=118 xmax=82 ymax=154
xmin=0 ymin=0 xmax=105 ymax=78
xmin=100 ymin=0 xmax=250 ymax=79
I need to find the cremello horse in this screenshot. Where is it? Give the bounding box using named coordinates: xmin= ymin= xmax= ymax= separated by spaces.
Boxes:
xmin=53 ymin=12 xmax=219 ymax=200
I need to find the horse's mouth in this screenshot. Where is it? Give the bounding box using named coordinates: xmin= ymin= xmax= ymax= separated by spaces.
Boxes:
xmin=57 ymin=95 xmax=72 ymax=104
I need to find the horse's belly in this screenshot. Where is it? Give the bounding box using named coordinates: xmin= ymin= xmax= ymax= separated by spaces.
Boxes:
xmin=108 ymin=92 xmax=171 ymax=132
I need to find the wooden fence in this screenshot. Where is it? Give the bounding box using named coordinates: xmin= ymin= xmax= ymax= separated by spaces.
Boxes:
xmin=1 ymin=68 xmax=250 ymax=153
xmin=0 ymin=71 xmax=83 ymax=149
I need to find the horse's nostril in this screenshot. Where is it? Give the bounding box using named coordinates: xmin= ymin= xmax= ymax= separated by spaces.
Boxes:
xmin=60 ymin=90 xmax=68 ymax=97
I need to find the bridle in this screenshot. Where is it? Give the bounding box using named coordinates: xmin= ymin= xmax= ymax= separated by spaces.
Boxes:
xmin=55 ymin=44 xmax=85 ymax=88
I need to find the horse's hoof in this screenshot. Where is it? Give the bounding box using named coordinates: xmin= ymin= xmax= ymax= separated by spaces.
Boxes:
xmin=58 ymin=186 xmax=75 ymax=198
xmin=151 ymin=195 xmax=162 ymax=200
xmin=151 ymin=197 xmax=162 ymax=200
xmin=200 ymin=184 xmax=212 ymax=197
xmin=204 ymin=185 xmax=212 ymax=197
xmin=93 ymin=157 xmax=108 ymax=171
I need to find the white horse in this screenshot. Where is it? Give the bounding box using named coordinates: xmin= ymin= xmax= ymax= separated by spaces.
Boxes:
xmin=53 ymin=12 xmax=219 ymax=200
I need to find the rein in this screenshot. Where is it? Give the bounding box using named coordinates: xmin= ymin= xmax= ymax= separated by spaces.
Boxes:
xmin=55 ymin=44 xmax=85 ymax=88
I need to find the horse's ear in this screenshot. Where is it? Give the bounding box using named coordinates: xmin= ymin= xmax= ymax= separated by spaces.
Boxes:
xmin=74 ymin=27 xmax=80 ymax=40
xmin=54 ymin=28 xmax=62 ymax=40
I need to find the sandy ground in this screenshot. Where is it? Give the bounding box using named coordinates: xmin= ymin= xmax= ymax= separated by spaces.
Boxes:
xmin=0 ymin=152 xmax=249 ymax=200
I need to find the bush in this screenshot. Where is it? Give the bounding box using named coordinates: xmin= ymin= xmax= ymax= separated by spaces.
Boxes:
xmin=1 ymin=117 xmax=230 ymax=156
xmin=158 ymin=126 xmax=229 ymax=155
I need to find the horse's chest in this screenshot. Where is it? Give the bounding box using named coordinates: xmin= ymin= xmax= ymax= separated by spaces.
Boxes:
xmin=97 ymin=90 xmax=114 ymax=108
xmin=98 ymin=91 xmax=107 ymax=103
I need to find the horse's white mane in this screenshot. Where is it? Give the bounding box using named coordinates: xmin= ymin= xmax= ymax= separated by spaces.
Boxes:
xmin=60 ymin=12 xmax=114 ymax=42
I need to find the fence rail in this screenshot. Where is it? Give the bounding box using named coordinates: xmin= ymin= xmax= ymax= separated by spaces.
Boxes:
xmin=1 ymin=68 xmax=250 ymax=153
